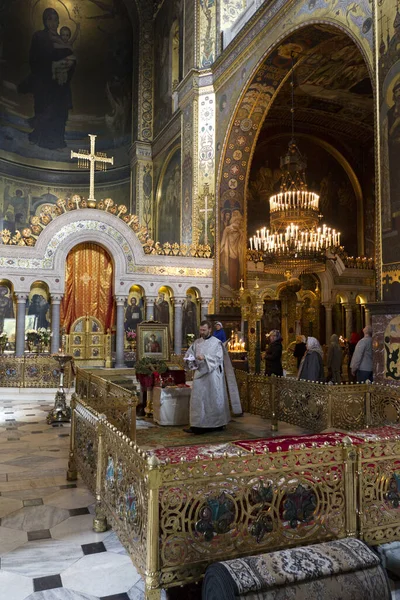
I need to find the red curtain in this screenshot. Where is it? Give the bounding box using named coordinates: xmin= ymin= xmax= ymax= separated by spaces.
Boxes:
xmin=61 ymin=243 xmax=115 ymax=332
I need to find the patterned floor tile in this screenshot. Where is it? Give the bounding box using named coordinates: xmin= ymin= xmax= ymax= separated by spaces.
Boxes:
xmin=50 ymin=515 xmax=111 ymax=545
xmin=0 ymin=496 xmax=23 ymax=518
xmin=44 ymin=488 xmax=95 ymax=510
xmin=61 ymin=553 xmax=141 ymax=597
xmin=24 ymin=590 xmax=100 ymax=600
xmin=27 ymin=529 xmax=52 ymax=541
xmin=81 ymin=542 xmax=107 ymax=555
xmin=1 ymin=538 xmax=83 ymax=578
xmin=0 ymin=525 xmax=28 ymax=556
xmin=33 ymin=574 xmax=62 ymax=592
xmin=2 ymin=505 xmax=69 ymax=532
xmin=0 ymin=570 xmax=33 ymax=600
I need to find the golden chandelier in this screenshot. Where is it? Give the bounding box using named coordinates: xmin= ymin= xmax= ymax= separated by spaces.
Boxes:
xmin=249 ymin=55 xmax=340 ymax=275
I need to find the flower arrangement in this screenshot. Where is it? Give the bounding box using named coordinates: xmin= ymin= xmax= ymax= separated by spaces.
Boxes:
xmin=126 ymin=329 xmax=137 ymax=342
xmin=38 ymin=327 xmax=51 ymax=346
xmin=134 ymin=356 xmax=168 ymax=376
xmin=26 ymin=329 xmax=39 ymax=344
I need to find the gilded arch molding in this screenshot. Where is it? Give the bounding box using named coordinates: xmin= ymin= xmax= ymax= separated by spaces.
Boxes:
xmin=216 ymin=18 xmax=374 ymax=308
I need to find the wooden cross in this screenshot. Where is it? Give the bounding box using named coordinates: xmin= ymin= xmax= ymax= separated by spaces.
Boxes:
xmin=71 ymin=134 xmax=114 ymax=202
xmin=199 ymin=189 xmax=213 ymax=245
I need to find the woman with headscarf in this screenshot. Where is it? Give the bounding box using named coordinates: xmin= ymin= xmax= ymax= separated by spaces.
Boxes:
xmin=213 ymin=321 xmax=227 ymax=343
xmin=293 ymin=335 xmax=307 ymax=369
xmin=327 ymin=334 xmax=342 ymax=384
xmin=265 ymin=330 xmax=283 ymax=376
xmin=298 ymin=336 xmax=325 ymax=382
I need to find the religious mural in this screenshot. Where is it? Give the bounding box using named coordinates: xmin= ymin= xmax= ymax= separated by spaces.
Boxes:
xmin=0 ymin=283 xmax=14 ymax=335
xmin=153 ymin=0 xmax=182 ymax=136
xmin=380 ymin=2 xmax=400 ymax=271
xmin=157 ymin=147 xmax=181 ymax=245
xmin=182 ymin=288 xmax=198 ymax=345
xmin=182 ymin=103 xmax=194 ymax=244
xmin=154 ymin=287 xmax=171 ymax=327
xmin=0 ymin=176 xmax=130 ymax=236
xmin=124 ymin=286 xmax=144 ymax=335
xmin=0 ymin=0 xmax=134 ymax=167
xmin=27 ymin=285 xmax=51 ymax=329
xmin=248 ymin=135 xmax=359 ymax=257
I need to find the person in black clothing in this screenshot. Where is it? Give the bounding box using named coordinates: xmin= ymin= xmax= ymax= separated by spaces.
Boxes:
xmin=293 ymin=335 xmax=307 ymax=369
xmin=265 ymin=329 xmax=283 ymax=376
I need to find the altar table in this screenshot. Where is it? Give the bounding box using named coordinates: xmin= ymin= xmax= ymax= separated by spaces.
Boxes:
xmin=152 ymin=385 xmax=191 ymax=426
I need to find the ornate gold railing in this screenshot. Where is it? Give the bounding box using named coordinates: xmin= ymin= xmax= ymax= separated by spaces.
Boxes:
xmin=0 ymin=355 xmax=72 ymax=388
xmin=239 ymin=373 xmax=400 ymax=432
xmin=67 ymin=395 xmax=357 ymax=598
xmin=357 ymin=434 xmax=400 ymax=545
xmin=75 ymin=367 xmax=138 ymax=440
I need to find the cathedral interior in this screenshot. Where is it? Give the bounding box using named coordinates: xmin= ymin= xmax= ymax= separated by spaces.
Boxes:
xmin=1 ymin=1 xmax=400 ymax=599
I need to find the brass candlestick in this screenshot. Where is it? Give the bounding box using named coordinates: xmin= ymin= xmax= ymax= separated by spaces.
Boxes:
xmin=47 ymin=353 xmax=73 ymax=424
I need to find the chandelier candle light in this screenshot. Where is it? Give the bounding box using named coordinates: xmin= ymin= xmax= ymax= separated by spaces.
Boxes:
xmin=249 ymin=54 xmax=340 ymax=274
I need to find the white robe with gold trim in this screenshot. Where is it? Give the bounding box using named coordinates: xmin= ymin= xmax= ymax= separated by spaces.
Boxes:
xmin=186 ymin=336 xmax=240 ymax=428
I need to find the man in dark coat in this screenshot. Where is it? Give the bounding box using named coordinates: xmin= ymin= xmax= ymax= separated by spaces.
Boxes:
xmin=265 ymin=330 xmax=283 ymax=376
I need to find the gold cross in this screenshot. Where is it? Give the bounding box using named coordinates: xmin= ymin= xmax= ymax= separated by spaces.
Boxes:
xmin=71 ymin=134 xmax=114 ymax=202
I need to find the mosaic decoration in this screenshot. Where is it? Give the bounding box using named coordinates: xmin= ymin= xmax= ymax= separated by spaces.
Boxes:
xmin=195 ymin=492 xmax=235 ymax=541
xmin=384 ymin=315 xmax=400 ymax=381
xmin=182 ymin=103 xmax=194 ymax=244
xmin=249 ymin=481 xmax=274 ymax=543
xmin=220 ymin=0 xmax=246 ymax=30
xmin=386 ymin=473 xmax=400 ymax=509
xmin=283 ymin=484 xmax=317 ymax=529
xmin=199 ymin=0 xmax=216 ymax=68
xmin=379 ymin=0 xmax=400 ymax=291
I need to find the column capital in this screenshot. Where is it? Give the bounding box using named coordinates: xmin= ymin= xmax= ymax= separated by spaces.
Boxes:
xmin=322 ymin=302 xmax=334 ymax=309
xmin=15 ymin=292 xmax=28 ymax=302
xmin=114 ymin=295 xmax=127 ymax=306
xmin=129 ymin=140 xmax=152 ymax=168
xmin=171 ymin=296 xmax=185 ymax=306
xmin=51 ymin=294 xmax=64 ymax=304
xmin=146 ymin=296 xmax=157 ymax=305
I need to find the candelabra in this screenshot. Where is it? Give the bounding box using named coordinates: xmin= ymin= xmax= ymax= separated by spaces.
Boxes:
xmin=47 ymin=353 xmax=73 ymax=424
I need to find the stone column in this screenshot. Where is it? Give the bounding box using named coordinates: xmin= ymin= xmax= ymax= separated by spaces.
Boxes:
xmin=50 ymin=294 xmax=63 ymax=354
xmin=200 ymin=298 xmax=210 ymax=321
xmin=323 ymin=303 xmax=333 ymax=344
xmin=173 ymin=298 xmax=184 ymax=355
xmin=15 ymin=293 xmax=28 ymax=357
xmin=364 ymin=306 xmax=371 ymax=328
xmin=115 ymin=296 xmax=127 ymax=369
xmin=344 ymin=303 xmax=354 ymax=340
xmin=146 ymin=296 xmax=156 ymax=321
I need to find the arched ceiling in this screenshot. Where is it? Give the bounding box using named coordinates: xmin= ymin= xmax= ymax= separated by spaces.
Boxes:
xmin=263 ymin=29 xmax=374 ymax=147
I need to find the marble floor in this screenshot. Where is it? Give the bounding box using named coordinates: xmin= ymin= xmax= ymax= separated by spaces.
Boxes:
xmin=0 ymin=390 xmax=159 ymax=600
xmin=1 ymin=389 xmax=399 ymax=600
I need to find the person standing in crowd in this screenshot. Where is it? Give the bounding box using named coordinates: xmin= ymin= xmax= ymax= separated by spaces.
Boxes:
xmin=183 ymin=320 xmax=242 ymax=434
xmin=347 ymin=331 xmax=361 ymax=382
xmin=327 ymin=333 xmax=342 ymax=384
xmin=265 ymin=330 xmax=283 ymax=376
xmin=293 ymin=335 xmax=307 ymax=369
xmin=350 ymin=325 xmax=373 ymax=382
xmin=213 ymin=321 xmax=227 ymax=343
xmin=298 ymin=336 xmax=325 ymax=382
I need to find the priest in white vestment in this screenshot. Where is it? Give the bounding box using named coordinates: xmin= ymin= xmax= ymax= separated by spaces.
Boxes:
xmin=184 ymin=320 xmax=242 ymax=434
